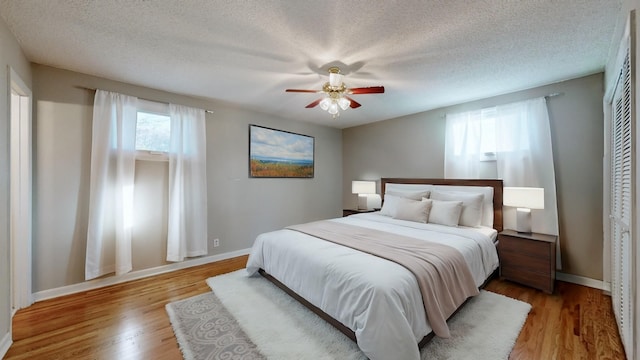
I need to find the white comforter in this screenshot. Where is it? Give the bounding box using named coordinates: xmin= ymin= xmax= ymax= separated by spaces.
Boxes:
xmin=246 ymin=212 xmax=499 ymax=360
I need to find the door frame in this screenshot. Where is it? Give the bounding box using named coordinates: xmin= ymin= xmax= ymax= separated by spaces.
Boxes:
xmin=8 ymin=66 xmax=33 ymax=315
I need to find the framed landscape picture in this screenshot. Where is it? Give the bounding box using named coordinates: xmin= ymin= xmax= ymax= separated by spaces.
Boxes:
xmin=249 ymin=125 xmax=314 ymax=178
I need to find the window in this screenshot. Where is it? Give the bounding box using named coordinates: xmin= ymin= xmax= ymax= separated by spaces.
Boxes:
xmin=136 ymin=111 xmax=170 ymax=152
xmin=136 ymin=99 xmax=170 ymax=160
xmin=445 ymin=97 xmax=555 ymax=188
xmin=446 ymin=103 xmax=534 ymax=163
xmin=449 ymin=108 xmax=498 ymax=161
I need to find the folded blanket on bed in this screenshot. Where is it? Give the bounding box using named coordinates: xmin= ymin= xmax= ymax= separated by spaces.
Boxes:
xmin=286 ymin=220 xmax=479 ymax=338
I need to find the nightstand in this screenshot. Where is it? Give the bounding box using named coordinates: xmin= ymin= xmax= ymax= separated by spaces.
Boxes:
xmin=342 ymin=208 xmax=377 ymax=217
xmin=497 ymin=229 xmax=557 ymax=294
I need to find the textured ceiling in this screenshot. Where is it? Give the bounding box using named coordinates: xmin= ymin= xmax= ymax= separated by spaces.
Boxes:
xmin=0 ymin=0 xmax=622 ymax=128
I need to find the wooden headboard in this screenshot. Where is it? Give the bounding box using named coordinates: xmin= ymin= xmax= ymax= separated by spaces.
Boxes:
xmin=380 ymin=178 xmax=504 ymax=232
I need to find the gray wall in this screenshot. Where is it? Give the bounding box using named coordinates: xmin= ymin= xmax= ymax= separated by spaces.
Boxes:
xmin=32 ymin=64 xmax=342 ymax=292
xmin=343 ymin=73 xmax=604 ymax=280
xmin=0 ymin=16 xmax=32 ymax=350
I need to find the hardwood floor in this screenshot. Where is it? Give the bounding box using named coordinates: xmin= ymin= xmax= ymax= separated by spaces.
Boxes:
xmin=485 ymin=278 xmax=625 ymax=360
xmin=5 ymin=256 xmax=247 ymax=360
xmin=5 ymin=256 xmax=625 ymax=359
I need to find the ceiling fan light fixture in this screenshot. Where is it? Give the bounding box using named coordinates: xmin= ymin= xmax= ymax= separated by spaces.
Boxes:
xmin=328 ymin=102 xmax=339 ymax=115
xmin=338 ymin=97 xmax=350 ymax=110
xmin=319 ymin=97 xmax=331 ymax=110
xmin=285 ymin=66 xmax=384 ymax=119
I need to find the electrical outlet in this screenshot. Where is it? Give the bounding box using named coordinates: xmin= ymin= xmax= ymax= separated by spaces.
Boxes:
xmin=213 ymin=238 xmax=220 ymax=247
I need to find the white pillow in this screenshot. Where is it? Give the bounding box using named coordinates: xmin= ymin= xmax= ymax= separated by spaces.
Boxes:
xmin=385 ymin=183 xmax=433 ymax=196
xmin=433 ymin=185 xmax=494 ymax=227
xmin=430 ymin=190 xmax=483 ymax=227
xmin=428 ymin=199 xmax=463 ymax=227
xmin=386 ymin=190 xmax=430 ymax=201
xmin=393 ymin=199 xmax=432 ymax=223
xmin=379 ymin=194 xmax=417 ymax=217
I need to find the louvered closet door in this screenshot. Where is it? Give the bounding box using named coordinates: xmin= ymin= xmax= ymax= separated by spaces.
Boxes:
xmin=610 ymin=46 xmax=634 ymax=358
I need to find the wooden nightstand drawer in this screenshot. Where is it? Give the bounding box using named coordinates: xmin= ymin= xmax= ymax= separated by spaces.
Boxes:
xmin=500 ymin=252 xmax=549 ymax=274
xmin=499 ymin=236 xmax=550 ymax=259
xmin=500 ymin=267 xmax=552 ymax=292
xmin=497 ymin=230 xmax=557 ymax=294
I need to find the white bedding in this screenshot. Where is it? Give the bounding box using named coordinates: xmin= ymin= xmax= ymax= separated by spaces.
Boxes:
xmin=246 ymin=212 xmax=499 ymax=360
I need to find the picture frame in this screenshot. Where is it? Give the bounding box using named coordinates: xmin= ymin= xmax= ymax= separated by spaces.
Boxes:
xmin=249 ymin=124 xmax=315 ymax=178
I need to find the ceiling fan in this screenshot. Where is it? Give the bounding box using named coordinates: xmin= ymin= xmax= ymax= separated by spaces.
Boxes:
xmin=286 ymin=67 xmax=384 ymax=118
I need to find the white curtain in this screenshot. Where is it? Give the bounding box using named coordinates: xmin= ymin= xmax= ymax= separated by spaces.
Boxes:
xmin=445 ymin=97 xmax=561 ymax=268
xmin=166 ymin=104 xmax=208 ymax=262
xmin=86 ymin=90 xmax=138 ymax=280
xmin=444 ymin=107 xmax=494 ymax=177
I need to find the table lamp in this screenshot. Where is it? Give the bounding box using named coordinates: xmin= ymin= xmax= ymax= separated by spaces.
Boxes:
xmin=351 ymin=181 xmax=381 ymax=210
xmin=503 ymin=187 xmax=544 ymax=233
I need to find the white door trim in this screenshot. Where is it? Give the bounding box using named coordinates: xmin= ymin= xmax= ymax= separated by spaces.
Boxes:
xmin=9 ymin=66 xmax=33 ymax=313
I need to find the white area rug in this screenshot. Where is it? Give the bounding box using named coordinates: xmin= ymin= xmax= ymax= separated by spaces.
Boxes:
xmin=166 ymin=270 xmax=531 ymax=360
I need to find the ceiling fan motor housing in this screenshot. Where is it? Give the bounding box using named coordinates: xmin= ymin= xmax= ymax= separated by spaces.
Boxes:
xmin=328 ymin=66 xmax=343 ymax=87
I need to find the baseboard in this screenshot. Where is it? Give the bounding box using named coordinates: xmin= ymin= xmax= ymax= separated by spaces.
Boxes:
xmin=0 ymin=331 xmax=12 ymax=359
xmin=556 ymin=271 xmax=608 ymax=291
xmin=33 ymin=248 xmax=251 ymax=303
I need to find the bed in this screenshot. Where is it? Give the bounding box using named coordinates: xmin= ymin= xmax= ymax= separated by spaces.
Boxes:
xmin=246 ymin=178 xmax=503 ymax=360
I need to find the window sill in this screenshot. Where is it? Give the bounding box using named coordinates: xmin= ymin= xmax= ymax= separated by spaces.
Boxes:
xmin=136 ymin=151 xmax=169 ymax=162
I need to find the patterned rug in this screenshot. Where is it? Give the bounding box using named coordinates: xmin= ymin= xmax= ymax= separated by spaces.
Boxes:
xmin=166 ymin=270 xmax=531 ymax=360
xmin=166 ymin=291 xmax=265 ymax=359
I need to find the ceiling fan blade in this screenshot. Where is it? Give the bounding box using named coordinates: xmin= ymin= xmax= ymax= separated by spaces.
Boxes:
xmin=286 ymin=89 xmax=322 ymax=93
xmin=345 ymin=96 xmax=361 ymax=108
xmin=305 ymin=98 xmax=323 ymax=108
xmin=348 ymin=86 xmax=385 ymax=94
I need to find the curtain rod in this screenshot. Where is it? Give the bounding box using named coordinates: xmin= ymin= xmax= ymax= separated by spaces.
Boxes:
xmin=439 ymin=92 xmax=564 ymax=118
xmin=76 ymin=86 xmax=214 ymax=114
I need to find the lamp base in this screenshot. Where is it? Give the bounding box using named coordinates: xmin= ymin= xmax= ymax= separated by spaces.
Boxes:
xmin=358 ymin=194 xmax=382 ymax=210
xmin=514 ymin=208 xmax=532 ymax=233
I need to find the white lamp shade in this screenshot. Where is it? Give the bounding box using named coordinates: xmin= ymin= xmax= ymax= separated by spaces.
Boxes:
xmin=503 ymin=187 xmax=544 ymax=209
xmin=352 ymin=180 xmax=376 ymax=194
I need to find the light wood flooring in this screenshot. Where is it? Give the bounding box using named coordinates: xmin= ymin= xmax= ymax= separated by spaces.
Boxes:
xmin=5 ymin=255 xmax=626 ymax=359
